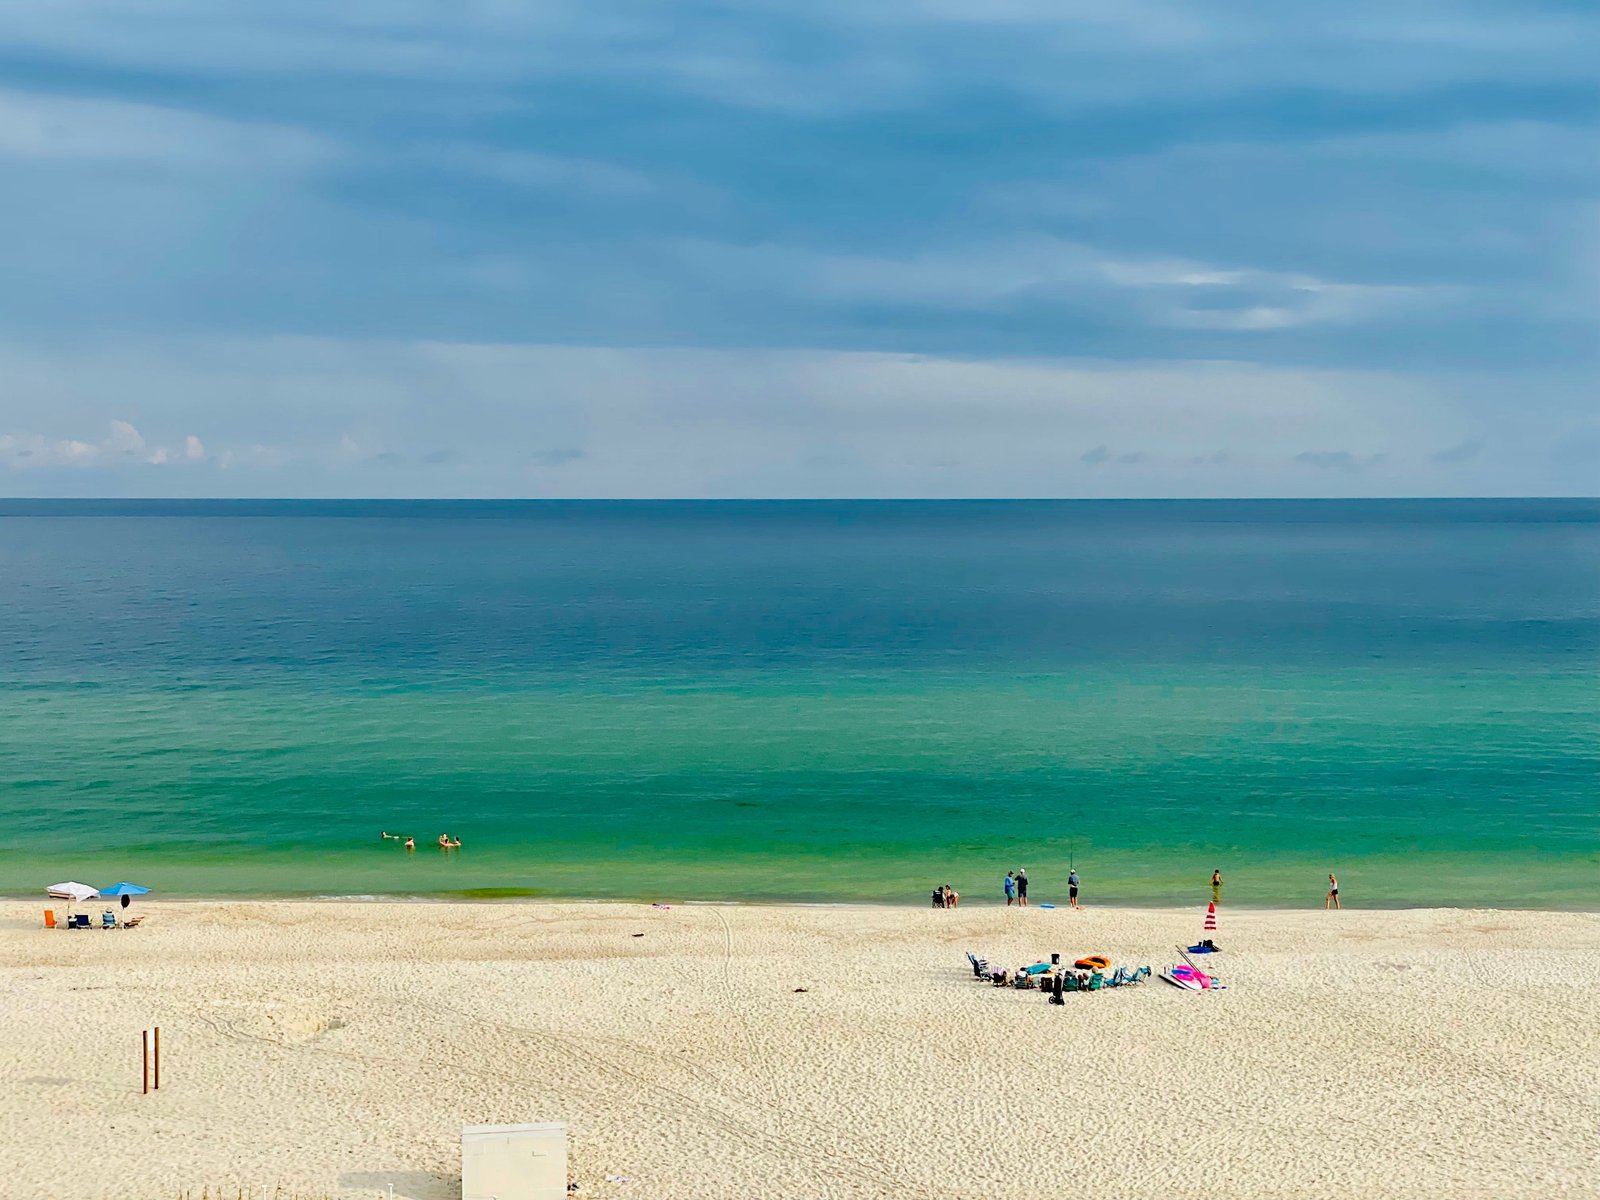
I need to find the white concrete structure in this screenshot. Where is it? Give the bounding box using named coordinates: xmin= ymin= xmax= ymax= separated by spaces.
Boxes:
xmin=461 ymin=1122 xmax=568 ymax=1200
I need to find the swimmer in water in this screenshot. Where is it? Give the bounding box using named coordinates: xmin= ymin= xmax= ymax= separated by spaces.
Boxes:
xmin=403 ymin=837 xmax=415 ymax=852
xmin=381 ymin=831 xmax=401 ymax=841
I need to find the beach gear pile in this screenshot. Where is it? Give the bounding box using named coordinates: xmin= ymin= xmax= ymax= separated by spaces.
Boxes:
xmin=1162 ymin=901 xmax=1227 ymax=989
xmin=1161 ymin=945 xmax=1225 ymax=990
xmin=964 ymin=951 xmax=1152 ymax=1001
xmin=965 ymin=899 xmax=1232 ymax=1000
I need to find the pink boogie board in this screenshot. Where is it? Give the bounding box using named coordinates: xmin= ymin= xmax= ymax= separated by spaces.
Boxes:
xmin=1163 ymin=964 xmax=1211 ymax=990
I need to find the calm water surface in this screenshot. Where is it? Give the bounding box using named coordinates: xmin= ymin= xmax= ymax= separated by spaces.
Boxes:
xmin=2 ymin=499 xmax=1596 ymax=906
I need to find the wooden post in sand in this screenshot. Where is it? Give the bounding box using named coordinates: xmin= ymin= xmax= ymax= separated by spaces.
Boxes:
xmin=141 ymin=1027 xmax=162 ymax=1094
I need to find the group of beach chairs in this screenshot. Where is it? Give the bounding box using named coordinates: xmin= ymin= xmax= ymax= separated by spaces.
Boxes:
xmin=44 ymin=909 xmax=143 ymax=930
xmin=965 ymin=951 xmax=1151 ymax=999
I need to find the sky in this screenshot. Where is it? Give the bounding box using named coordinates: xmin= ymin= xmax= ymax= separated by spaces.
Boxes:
xmin=0 ymin=1 xmax=1595 ymax=498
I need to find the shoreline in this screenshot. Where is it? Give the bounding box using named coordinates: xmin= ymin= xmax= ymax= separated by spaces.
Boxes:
xmin=15 ymin=896 xmax=1600 ymax=921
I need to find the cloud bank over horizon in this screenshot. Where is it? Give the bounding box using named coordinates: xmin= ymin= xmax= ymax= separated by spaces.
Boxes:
xmin=0 ymin=0 xmax=1595 ymax=497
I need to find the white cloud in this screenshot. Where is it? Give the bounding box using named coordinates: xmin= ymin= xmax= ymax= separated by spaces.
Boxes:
xmin=675 ymin=235 xmax=1462 ymax=333
xmin=1103 ymin=253 xmax=1467 ymax=330
xmin=106 ymin=419 xmax=146 ymax=457
xmin=0 ymin=419 xmax=209 ymax=470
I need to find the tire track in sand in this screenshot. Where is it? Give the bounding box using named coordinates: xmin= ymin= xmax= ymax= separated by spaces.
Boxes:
xmin=392 ymin=988 xmax=941 ymax=1199
xmin=709 ymin=905 xmax=790 ymax=1124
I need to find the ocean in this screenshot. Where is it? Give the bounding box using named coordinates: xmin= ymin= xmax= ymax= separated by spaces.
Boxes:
xmin=2 ymin=499 xmax=1596 ymax=907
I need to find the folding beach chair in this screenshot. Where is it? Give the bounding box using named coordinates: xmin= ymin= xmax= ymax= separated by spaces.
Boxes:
xmin=101 ymin=911 xmax=117 ymax=929
xmin=43 ymin=909 xmax=57 ymax=929
xmin=122 ymin=915 xmax=145 ymax=929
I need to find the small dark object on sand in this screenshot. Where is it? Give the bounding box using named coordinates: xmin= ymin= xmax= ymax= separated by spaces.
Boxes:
xmin=632 ymin=933 xmax=645 ymax=937
xmin=793 ymin=987 xmax=809 ymax=993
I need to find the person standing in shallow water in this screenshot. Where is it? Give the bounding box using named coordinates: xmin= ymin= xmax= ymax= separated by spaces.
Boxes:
xmin=1016 ymin=868 xmax=1028 ymax=907
xmin=1326 ymin=873 xmax=1341 ymax=910
xmin=1003 ymin=871 xmax=1016 ymax=906
xmin=1211 ymin=869 xmax=1222 ymax=904
xmin=1068 ymin=869 xmax=1080 ymax=909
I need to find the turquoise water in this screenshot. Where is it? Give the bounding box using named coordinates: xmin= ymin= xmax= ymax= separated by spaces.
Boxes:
xmin=2 ymin=500 xmax=1596 ymax=906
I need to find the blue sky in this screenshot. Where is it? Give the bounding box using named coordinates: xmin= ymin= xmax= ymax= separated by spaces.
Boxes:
xmin=0 ymin=1 xmax=1595 ymax=497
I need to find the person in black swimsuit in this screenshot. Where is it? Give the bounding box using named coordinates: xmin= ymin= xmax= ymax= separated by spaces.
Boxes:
xmin=1325 ymin=872 xmax=1341 ymax=910
xmin=1016 ymin=868 xmax=1028 ymax=907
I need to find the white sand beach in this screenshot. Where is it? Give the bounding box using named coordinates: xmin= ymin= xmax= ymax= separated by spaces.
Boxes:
xmin=1 ymin=900 xmax=1596 ymax=1199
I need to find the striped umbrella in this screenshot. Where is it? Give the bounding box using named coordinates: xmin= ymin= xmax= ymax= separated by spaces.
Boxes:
xmin=1203 ymin=901 xmax=1217 ymax=932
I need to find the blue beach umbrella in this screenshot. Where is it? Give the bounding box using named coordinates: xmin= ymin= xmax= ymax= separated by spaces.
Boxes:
xmin=100 ymin=882 xmax=151 ymax=912
xmin=100 ymin=882 xmax=151 ymax=897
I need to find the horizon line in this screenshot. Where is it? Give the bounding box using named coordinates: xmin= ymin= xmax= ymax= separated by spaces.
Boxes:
xmin=2 ymin=495 xmax=1597 ymax=505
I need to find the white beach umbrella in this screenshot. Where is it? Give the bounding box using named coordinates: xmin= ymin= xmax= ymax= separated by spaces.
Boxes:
xmin=46 ymin=882 xmax=99 ymax=903
xmin=47 ymin=882 xmax=100 ymax=924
